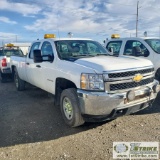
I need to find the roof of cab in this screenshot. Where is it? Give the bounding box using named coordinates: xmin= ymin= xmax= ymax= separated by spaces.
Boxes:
xmin=32 ymin=37 xmax=93 ymax=44
xmin=108 ymin=37 xmax=160 ymax=41
xmin=45 ymin=37 xmax=92 ymax=41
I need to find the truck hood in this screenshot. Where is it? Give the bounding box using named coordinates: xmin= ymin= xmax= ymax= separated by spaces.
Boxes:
xmin=74 ymin=56 xmax=153 ymax=73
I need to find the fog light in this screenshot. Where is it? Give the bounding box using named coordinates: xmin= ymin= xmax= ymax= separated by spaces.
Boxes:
xmin=126 ymin=90 xmax=135 ymax=101
xmin=152 ymin=84 xmax=160 ymax=93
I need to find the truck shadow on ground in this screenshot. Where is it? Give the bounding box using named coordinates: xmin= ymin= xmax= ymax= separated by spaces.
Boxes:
xmin=0 ymin=83 xmax=107 ymax=148
xmin=1 ymin=83 xmax=159 ymax=148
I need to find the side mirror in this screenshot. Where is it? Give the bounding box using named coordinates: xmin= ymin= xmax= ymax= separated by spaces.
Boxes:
xmin=132 ymin=46 xmax=142 ymax=56
xmin=108 ymin=47 xmax=114 ymax=55
xmin=33 ymin=49 xmax=43 ymax=63
xmin=33 ymin=49 xmax=54 ymax=63
xmin=144 ymin=51 xmax=149 ymax=57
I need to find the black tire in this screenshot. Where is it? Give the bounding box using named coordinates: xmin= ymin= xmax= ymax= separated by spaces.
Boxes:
xmin=0 ymin=72 xmax=6 ymax=83
xmin=14 ymin=68 xmax=25 ymax=91
xmin=11 ymin=69 xmax=15 ymax=82
xmin=60 ymin=88 xmax=84 ymax=127
xmin=155 ymin=68 xmax=160 ymax=82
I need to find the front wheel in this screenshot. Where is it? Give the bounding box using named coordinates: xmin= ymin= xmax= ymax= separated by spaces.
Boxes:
xmin=155 ymin=68 xmax=160 ymax=82
xmin=14 ymin=68 xmax=25 ymax=91
xmin=60 ymin=88 xmax=84 ymax=127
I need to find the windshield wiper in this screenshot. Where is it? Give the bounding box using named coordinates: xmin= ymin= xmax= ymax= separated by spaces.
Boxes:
xmin=96 ymin=53 xmax=111 ymax=56
xmin=72 ymin=54 xmax=95 ymax=57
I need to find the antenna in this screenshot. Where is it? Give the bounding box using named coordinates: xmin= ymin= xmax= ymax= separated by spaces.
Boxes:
xmin=57 ymin=13 xmax=60 ymax=39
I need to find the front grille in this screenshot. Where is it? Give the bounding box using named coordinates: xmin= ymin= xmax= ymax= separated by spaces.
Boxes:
xmin=110 ymin=77 xmax=154 ymax=91
xmin=108 ymin=68 xmax=154 ymax=78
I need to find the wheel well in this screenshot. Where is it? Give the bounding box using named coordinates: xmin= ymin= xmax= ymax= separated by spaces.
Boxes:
xmin=54 ymin=78 xmax=77 ymax=106
xmin=11 ymin=66 xmax=16 ymax=80
xmin=56 ymin=78 xmax=77 ymax=90
xmin=11 ymin=66 xmax=16 ymax=73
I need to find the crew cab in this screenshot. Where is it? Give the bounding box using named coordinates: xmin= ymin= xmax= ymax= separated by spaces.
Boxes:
xmin=105 ymin=34 xmax=160 ymax=81
xmin=10 ymin=34 xmax=159 ymax=127
xmin=0 ymin=43 xmax=24 ymax=82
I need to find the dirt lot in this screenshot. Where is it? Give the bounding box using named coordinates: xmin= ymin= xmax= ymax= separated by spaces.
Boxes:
xmin=0 ymin=82 xmax=160 ymax=160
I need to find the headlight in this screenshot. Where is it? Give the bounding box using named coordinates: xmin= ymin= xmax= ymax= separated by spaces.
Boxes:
xmin=80 ymin=73 xmax=104 ymax=91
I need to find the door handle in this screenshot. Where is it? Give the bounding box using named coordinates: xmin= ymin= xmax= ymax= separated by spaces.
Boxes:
xmin=36 ymin=65 xmax=41 ymax=68
xmin=26 ymin=62 xmax=30 ymax=65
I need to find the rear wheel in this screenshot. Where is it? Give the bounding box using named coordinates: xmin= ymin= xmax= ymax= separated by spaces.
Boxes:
xmin=11 ymin=70 xmax=15 ymax=82
xmin=0 ymin=72 xmax=6 ymax=83
xmin=14 ymin=68 xmax=25 ymax=91
xmin=60 ymin=88 xmax=84 ymax=127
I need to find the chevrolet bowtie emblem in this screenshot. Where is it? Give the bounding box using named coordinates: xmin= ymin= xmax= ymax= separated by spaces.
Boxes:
xmin=133 ymin=74 xmax=143 ymax=82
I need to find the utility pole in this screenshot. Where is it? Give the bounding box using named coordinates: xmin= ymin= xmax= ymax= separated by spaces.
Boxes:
xmin=136 ymin=1 xmax=139 ymax=37
xmin=2 ymin=40 xmax=4 ymax=46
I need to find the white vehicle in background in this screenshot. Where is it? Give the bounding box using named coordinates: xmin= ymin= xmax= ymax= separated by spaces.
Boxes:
xmin=10 ymin=34 xmax=159 ymax=127
xmin=105 ymin=34 xmax=160 ymax=81
xmin=0 ymin=43 xmax=24 ymax=82
xmin=4 ymin=42 xmax=31 ymax=55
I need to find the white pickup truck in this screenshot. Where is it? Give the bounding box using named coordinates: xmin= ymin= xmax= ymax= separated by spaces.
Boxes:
xmin=0 ymin=44 xmax=24 ymax=82
xmin=5 ymin=42 xmax=31 ymax=55
xmin=105 ymin=35 xmax=160 ymax=81
xmin=10 ymin=34 xmax=159 ymax=127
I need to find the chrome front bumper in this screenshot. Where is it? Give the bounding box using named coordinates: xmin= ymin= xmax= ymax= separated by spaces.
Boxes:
xmin=77 ymin=80 xmax=159 ymax=119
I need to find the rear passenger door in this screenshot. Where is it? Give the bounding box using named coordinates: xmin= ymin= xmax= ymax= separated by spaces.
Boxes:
xmin=123 ymin=40 xmax=153 ymax=61
xmin=26 ymin=42 xmax=40 ymax=85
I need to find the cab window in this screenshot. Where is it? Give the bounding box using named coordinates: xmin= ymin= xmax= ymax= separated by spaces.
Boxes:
xmin=41 ymin=41 xmax=54 ymax=61
xmin=29 ymin=42 xmax=40 ymax=59
xmin=106 ymin=41 xmax=122 ymax=56
xmin=145 ymin=39 xmax=160 ymax=54
xmin=87 ymin=42 xmax=104 ymax=54
xmin=41 ymin=41 xmax=54 ymax=56
xmin=0 ymin=49 xmax=3 ymax=56
xmin=4 ymin=49 xmax=24 ymax=57
xmin=124 ymin=40 xmax=149 ymax=57
xmin=55 ymin=40 xmax=107 ymax=60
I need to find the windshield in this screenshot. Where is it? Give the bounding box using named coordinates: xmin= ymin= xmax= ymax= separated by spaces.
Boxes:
xmin=55 ymin=40 xmax=108 ymax=60
xmin=145 ymin=39 xmax=160 ymax=53
xmin=0 ymin=48 xmax=24 ymax=57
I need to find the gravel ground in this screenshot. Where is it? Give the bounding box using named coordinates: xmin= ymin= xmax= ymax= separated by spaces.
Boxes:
xmin=0 ymin=82 xmax=160 ymax=160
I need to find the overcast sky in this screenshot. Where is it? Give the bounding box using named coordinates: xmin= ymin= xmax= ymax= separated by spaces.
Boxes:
xmin=0 ymin=0 xmax=160 ymax=45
